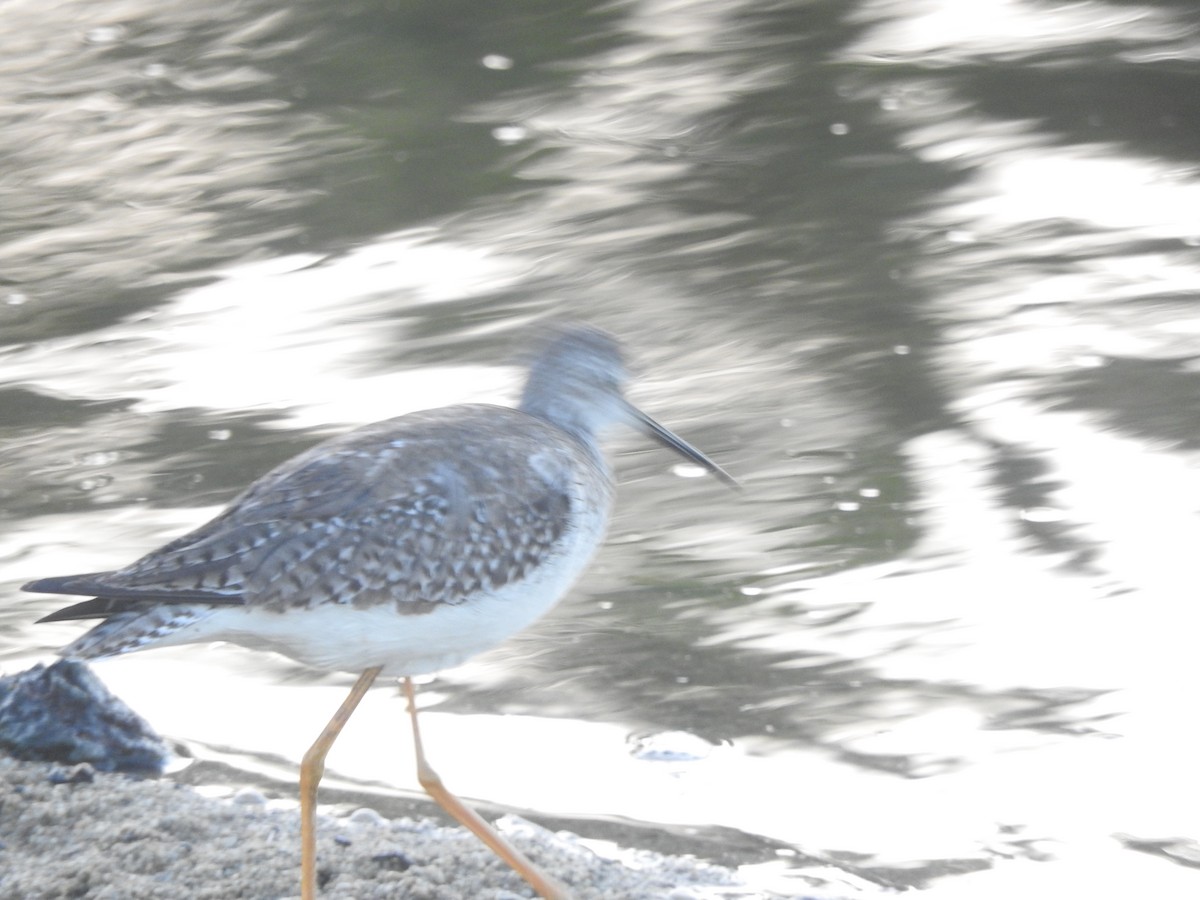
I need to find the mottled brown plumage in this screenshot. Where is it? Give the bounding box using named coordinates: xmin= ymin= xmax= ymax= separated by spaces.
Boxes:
xmin=38 ymin=408 xmax=585 ymax=616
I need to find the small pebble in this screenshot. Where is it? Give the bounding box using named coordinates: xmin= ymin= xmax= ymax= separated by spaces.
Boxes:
xmin=232 ymin=787 xmax=267 ymax=806
xmin=47 ymin=762 xmax=96 ymax=785
xmin=370 ymin=850 xmax=412 ymax=872
xmin=349 ymin=807 xmax=387 ymax=827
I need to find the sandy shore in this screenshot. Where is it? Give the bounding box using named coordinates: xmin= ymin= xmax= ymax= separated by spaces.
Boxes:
xmin=0 ymin=754 xmax=832 ymax=900
xmin=0 ymin=661 xmax=853 ymax=899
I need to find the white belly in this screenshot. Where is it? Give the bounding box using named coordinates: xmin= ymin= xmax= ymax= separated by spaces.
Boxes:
xmin=158 ymin=500 xmax=610 ymax=676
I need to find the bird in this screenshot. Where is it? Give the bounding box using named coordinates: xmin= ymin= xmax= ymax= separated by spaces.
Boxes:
xmin=23 ymin=322 xmax=737 ymax=900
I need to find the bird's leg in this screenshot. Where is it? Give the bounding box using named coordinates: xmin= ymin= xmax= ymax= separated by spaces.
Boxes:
xmin=402 ymin=677 xmax=573 ymax=900
xmin=300 ymin=665 xmax=383 ymax=900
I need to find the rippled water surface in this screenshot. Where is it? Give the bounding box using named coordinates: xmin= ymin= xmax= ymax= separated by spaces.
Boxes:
xmin=3 ymin=1 xmax=1200 ymax=896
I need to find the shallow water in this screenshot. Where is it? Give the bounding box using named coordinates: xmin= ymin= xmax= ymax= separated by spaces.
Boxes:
xmin=3 ymin=1 xmax=1200 ymax=896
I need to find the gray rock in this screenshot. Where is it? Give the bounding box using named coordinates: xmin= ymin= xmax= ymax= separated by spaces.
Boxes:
xmin=0 ymin=659 xmax=169 ymax=774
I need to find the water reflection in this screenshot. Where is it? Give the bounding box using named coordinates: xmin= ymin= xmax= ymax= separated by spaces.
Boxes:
xmin=849 ymin=0 xmax=1191 ymax=64
xmin=3 ymin=0 xmax=1200 ymax=896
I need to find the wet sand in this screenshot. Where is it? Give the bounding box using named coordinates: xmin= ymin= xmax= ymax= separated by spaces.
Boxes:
xmin=0 ymin=755 xmax=811 ymax=899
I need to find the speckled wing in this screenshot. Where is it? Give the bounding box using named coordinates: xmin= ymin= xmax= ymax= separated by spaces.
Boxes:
xmin=30 ymin=405 xmax=590 ymax=619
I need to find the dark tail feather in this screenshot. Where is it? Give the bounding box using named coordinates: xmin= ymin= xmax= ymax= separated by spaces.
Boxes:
xmin=24 ymin=573 xmax=245 ymax=616
xmin=36 ymin=597 xmax=134 ymax=623
xmin=23 ymin=573 xmax=122 ymax=597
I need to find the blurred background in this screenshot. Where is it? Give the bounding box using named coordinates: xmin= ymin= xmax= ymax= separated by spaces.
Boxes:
xmin=3 ymin=0 xmax=1200 ymax=896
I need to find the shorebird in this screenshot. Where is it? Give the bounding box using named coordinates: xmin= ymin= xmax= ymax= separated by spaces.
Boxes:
xmin=24 ymin=323 xmax=736 ymax=899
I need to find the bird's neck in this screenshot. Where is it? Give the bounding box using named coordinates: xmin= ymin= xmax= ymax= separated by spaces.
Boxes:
xmin=519 ymin=389 xmax=606 ymax=462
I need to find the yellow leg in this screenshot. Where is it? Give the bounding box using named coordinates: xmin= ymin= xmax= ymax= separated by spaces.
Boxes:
xmin=402 ymin=677 xmax=573 ymax=900
xmin=300 ymin=666 xmax=383 ymax=900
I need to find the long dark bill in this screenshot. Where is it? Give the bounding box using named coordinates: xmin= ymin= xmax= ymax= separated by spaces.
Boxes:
xmin=625 ymin=401 xmax=740 ymax=491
